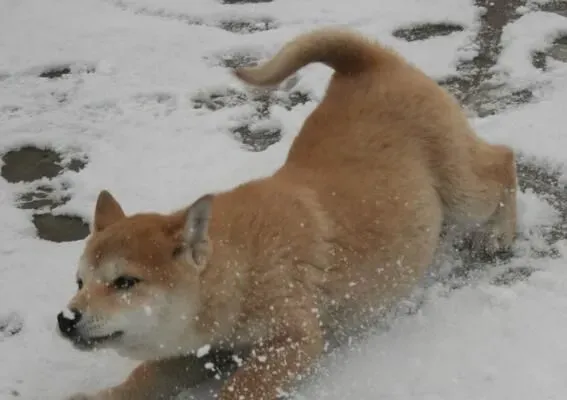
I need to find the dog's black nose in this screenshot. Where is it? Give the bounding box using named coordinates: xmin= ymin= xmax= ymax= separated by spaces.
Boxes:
xmin=57 ymin=309 xmax=82 ymax=337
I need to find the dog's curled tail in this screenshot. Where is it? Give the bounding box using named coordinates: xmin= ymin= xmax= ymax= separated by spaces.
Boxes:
xmin=233 ymin=27 xmax=389 ymax=87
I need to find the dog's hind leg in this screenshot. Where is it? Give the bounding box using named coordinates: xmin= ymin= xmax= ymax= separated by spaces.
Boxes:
xmin=439 ymin=142 xmax=517 ymax=258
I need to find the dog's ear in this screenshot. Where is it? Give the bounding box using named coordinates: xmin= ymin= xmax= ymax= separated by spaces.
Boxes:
xmin=177 ymin=194 xmax=214 ymax=270
xmin=93 ymin=190 xmax=126 ymax=232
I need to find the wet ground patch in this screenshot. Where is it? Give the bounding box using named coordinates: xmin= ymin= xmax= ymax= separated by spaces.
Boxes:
xmin=104 ymin=0 xmax=202 ymax=25
xmin=393 ymin=23 xmax=464 ymax=41
xmin=192 ymin=83 xmax=311 ymax=150
xmin=39 ymin=66 xmax=71 ymax=80
xmin=1 ymin=146 xmax=86 ymax=183
xmin=221 ymin=0 xmax=273 ymax=4
xmin=218 ymin=52 xmax=260 ymax=69
xmin=16 ymin=184 xmax=71 ymax=211
xmin=226 ymin=88 xmax=310 ymax=151
xmin=537 ymin=0 xmax=567 ymax=17
xmin=490 ymin=265 xmax=536 ymax=286
xmin=32 ymin=214 xmax=90 ymax=243
xmin=38 ymin=63 xmax=96 ymax=80
xmin=0 ymin=312 xmax=23 ymax=339
xmin=230 ymin=122 xmax=282 ymax=152
xmin=1 ymin=147 xmax=67 ymax=183
xmin=218 ymin=18 xmax=277 ymax=34
xmin=460 ymin=85 xmax=533 ymax=118
xmin=532 ymin=35 xmax=567 ymax=70
xmin=438 ymin=77 xmax=534 ymax=117
xmin=516 ymin=157 xmax=567 ymax=246
xmin=436 ymin=0 xmax=532 ymax=116
xmin=192 ymin=88 xmax=248 ymax=111
xmin=195 ymin=49 xmax=310 ymax=149
xmin=1 ymin=146 xmax=90 ymax=243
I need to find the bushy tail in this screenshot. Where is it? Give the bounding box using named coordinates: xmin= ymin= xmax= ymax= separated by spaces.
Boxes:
xmin=233 ymin=27 xmax=390 ymax=87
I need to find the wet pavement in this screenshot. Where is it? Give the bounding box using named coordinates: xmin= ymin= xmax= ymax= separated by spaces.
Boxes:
xmin=1 ymin=147 xmax=89 ymax=242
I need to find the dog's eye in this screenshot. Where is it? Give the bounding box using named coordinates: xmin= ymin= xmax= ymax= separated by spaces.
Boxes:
xmin=112 ymin=276 xmax=141 ymax=290
xmin=76 ymin=279 xmax=83 ymax=290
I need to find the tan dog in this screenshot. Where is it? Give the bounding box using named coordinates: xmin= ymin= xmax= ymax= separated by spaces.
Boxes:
xmin=58 ymin=27 xmax=517 ymax=400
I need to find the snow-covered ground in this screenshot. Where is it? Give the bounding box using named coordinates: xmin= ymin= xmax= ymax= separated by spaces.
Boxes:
xmin=1 ymin=0 xmax=567 ymax=399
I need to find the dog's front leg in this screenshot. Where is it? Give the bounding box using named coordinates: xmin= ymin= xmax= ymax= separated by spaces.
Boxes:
xmin=67 ymin=352 xmax=234 ymax=400
xmin=218 ymin=312 xmax=324 ymax=400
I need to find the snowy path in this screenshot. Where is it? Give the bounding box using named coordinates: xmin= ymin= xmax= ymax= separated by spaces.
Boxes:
xmin=1 ymin=0 xmax=567 ymax=399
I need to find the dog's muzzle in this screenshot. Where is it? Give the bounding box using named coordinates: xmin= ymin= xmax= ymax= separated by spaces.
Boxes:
xmin=56 ymin=309 xmax=124 ymax=350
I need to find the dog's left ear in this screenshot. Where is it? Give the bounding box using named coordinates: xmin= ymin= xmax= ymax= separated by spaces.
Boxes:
xmin=180 ymin=194 xmax=214 ymax=269
xmin=93 ymin=190 xmax=126 ymax=232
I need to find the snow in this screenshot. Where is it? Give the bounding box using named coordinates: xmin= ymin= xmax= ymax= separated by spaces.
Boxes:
xmin=61 ymin=308 xmax=76 ymax=320
xmin=196 ymin=344 xmax=212 ymax=359
xmin=1 ymin=0 xmax=567 ymax=399
xmin=143 ymin=305 xmax=153 ymax=316
xmin=495 ymin=10 xmax=567 ymax=88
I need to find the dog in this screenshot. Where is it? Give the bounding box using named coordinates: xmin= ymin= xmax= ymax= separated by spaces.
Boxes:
xmin=58 ymin=26 xmax=517 ymax=400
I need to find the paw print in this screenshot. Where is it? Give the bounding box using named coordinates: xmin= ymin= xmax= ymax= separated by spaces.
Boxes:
xmin=1 ymin=146 xmax=90 ymax=243
xmin=192 ymin=55 xmax=311 ymax=151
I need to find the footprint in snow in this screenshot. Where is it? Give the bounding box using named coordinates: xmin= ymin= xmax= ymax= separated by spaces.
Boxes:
xmin=1 ymin=146 xmax=90 ymax=243
xmin=532 ymin=35 xmax=567 ymax=71
xmin=0 ymin=312 xmax=23 ymax=339
xmin=192 ymin=58 xmax=311 ymax=151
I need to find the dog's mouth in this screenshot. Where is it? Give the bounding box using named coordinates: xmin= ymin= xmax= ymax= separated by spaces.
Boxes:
xmin=71 ymin=330 xmax=124 ymax=350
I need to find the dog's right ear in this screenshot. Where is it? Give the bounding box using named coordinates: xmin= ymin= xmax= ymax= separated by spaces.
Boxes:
xmin=93 ymin=190 xmax=126 ymax=232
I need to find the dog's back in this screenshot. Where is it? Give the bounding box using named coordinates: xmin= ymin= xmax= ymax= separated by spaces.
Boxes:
xmin=235 ymin=29 xmax=448 ymax=326
xmin=234 ymin=27 xmax=516 ymax=326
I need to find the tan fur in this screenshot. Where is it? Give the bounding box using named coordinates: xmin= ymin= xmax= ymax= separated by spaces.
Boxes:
xmin=62 ymin=27 xmax=517 ymax=400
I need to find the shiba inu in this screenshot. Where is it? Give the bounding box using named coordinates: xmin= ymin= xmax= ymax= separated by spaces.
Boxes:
xmin=58 ymin=26 xmax=517 ymax=400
